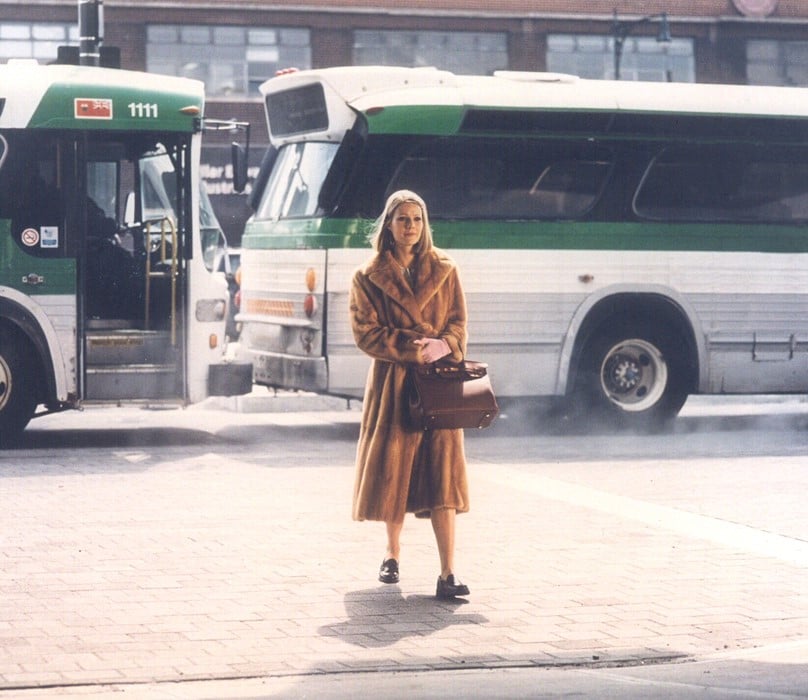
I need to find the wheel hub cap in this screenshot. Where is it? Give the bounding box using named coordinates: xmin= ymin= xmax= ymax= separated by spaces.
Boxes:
xmin=600 ymin=339 xmax=668 ymax=412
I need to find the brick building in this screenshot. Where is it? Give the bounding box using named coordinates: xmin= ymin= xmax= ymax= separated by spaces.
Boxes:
xmin=2 ymin=0 xmax=806 ymax=239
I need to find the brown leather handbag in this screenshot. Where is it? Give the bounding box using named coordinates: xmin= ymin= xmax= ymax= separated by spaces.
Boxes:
xmin=407 ymin=359 xmax=499 ymax=430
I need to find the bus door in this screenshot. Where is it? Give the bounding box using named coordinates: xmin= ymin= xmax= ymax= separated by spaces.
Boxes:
xmin=81 ymin=135 xmax=189 ymax=402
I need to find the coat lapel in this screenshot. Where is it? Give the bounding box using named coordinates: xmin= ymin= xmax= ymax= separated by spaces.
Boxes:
xmin=413 ymin=251 xmax=453 ymax=312
xmin=366 ymin=252 xmax=422 ymax=323
xmin=366 ymin=250 xmax=455 ymax=325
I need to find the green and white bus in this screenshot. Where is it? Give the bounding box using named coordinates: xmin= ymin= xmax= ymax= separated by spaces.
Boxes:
xmin=236 ymin=65 xmax=808 ymax=429
xmin=0 ymin=60 xmax=252 ymax=445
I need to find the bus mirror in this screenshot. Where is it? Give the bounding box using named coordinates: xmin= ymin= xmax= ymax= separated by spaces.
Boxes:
xmin=202 ymin=118 xmax=251 ymax=193
xmin=231 ymin=142 xmax=249 ymax=194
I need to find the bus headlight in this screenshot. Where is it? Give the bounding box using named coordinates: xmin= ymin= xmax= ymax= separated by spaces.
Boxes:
xmin=196 ymin=298 xmax=227 ymax=322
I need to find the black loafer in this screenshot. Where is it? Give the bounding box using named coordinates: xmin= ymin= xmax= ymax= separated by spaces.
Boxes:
xmin=436 ymin=574 xmax=470 ymax=599
xmin=379 ymin=558 xmax=399 ymax=584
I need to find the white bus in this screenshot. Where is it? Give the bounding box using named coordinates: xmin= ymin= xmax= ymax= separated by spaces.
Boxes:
xmin=0 ymin=60 xmax=252 ymax=445
xmin=236 ymin=66 xmax=808 ymax=430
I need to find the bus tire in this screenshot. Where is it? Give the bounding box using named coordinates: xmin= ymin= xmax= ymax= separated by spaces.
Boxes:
xmin=0 ymin=333 xmax=37 ymax=447
xmin=570 ymin=324 xmax=689 ymax=432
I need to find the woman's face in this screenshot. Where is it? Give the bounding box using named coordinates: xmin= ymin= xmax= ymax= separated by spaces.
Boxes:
xmin=387 ymin=201 xmax=424 ymax=250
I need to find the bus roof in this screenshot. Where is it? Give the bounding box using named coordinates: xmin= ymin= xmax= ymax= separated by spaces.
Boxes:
xmin=260 ymin=66 xmax=808 ymax=142
xmin=0 ymin=62 xmax=205 ymax=133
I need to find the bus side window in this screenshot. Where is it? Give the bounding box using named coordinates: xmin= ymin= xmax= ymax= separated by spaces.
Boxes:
xmin=389 ymin=155 xmax=502 ymax=218
xmin=528 ymin=161 xmax=611 ymax=219
xmin=0 ymin=134 xmax=68 ymax=256
xmin=635 ymin=145 xmax=808 ymax=223
xmin=10 ymin=163 xmax=65 ymax=256
xmin=388 ymin=143 xmax=611 ymax=221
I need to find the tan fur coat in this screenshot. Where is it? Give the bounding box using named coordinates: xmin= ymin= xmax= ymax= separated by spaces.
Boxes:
xmin=350 ymin=248 xmax=469 ymax=522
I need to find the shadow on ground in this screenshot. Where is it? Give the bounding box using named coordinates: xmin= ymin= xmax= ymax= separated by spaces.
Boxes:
xmin=318 ymin=586 xmax=488 ymax=648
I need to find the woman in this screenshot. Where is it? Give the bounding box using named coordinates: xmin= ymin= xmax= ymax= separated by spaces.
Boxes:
xmin=349 ymin=190 xmax=470 ymax=599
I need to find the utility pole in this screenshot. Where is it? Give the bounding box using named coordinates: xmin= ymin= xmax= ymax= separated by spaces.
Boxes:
xmin=78 ymin=0 xmax=103 ymax=67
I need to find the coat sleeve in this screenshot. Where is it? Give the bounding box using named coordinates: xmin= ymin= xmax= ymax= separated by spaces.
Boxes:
xmin=438 ymin=267 xmax=467 ymax=363
xmin=350 ymin=269 xmax=422 ymax=364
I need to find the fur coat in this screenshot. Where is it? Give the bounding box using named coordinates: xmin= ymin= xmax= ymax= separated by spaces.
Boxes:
xmin=350 ymin=248 xmax=469 ymax=522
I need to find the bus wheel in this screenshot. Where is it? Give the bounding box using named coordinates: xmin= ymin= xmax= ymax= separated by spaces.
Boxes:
xmin=572 ymin=327 xmax=689 ymax=431
xmin=0 ymin=336 xmax=36 ymax=447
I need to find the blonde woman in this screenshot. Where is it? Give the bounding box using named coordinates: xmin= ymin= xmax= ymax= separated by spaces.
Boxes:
xmin=349 ymin=190 xmax=470 ymax=599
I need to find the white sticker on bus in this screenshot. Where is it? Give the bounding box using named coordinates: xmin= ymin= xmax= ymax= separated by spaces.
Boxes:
xmin=40 ymin=226 xmax=59 ymax=248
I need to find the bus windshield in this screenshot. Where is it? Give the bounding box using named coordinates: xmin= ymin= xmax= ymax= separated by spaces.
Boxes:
xmin=254 ymin=141 xmax=339 ymax=221
xmin=130 ymin=147 xmax=226 ymax=270
xmin=137 ymin=148 xmax=180 ymax=223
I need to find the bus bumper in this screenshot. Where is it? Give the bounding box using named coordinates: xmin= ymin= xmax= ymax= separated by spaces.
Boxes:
xmin=250 ymin=349 xmax=328 ymax=393
xmin=208 ymin=361 xmax=253 ymax=397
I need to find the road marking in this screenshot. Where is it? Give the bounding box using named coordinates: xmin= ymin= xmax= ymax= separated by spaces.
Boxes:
xmin=112 ymin=450 xmax=151 ymax=463
xmin=477 ymin=465 xmax=808 ymax=568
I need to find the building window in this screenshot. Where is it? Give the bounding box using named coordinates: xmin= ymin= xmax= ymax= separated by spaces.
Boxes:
xmin=547 ymin=34 xmax=694 ymax=82
xmin=747 ymin=41 xmax=808 ymax=86
xmin=147 ymin=25 xmax=311 ymax=98
xmin=353 ymin=30 xmax=507 ymax=75
xmin=0 ymin=22 xmax=77 ymax=62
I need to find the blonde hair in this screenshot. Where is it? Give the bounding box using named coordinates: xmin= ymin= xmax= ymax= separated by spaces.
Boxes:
xmin=369 ymin=189 xmax=434 ymax=254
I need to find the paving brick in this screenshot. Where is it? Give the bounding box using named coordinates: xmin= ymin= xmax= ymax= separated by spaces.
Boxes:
xmin=1 ymin=405 xmax=806 ymax=692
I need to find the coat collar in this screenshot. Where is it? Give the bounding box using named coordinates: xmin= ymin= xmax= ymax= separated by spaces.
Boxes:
xmin=366 ymin=250 xmax=455 ymax=323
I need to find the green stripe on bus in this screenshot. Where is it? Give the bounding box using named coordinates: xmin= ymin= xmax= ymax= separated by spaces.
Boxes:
xmin=242 ymin=218 xmax=808 ymax=254
xmin=364 ymin=105 xmax=464 ymax=135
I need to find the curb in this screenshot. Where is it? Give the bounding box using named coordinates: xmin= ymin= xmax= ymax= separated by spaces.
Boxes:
xmin=201 ymin=388 xmax=361 ymax=413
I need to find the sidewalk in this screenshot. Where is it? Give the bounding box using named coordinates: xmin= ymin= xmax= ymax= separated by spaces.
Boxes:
xmin=1 ymin=400 xmax=806 ymax=697
xmin=203 ymin=386 xmax=808 ymax=416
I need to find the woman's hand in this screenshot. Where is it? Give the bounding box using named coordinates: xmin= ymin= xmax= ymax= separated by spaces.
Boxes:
xmin=413 ymin=337 xmax=451 ymax=363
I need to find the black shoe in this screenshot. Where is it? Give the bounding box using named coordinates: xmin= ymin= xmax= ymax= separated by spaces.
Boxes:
xmin=379 ymin=558 xmax=399 ymax=584
xmin=436 ymin=574 xmax=470 ymax=599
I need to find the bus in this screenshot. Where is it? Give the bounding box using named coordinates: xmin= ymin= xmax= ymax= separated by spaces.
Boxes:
xmin=0 ymin=60 xmax=253 ymax=445
xmin=236 ymin=66 xmax=808 ymax=430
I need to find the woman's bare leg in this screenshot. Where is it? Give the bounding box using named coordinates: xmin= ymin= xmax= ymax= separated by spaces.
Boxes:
xmin=430 ymin=507 xmax=456 ymax=579
xmin=385 ymin=519 xmax=404 ymax=561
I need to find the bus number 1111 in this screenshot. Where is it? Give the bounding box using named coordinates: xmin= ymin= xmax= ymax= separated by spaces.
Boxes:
xmin=128 ymin=102 xmax=158 ymax=118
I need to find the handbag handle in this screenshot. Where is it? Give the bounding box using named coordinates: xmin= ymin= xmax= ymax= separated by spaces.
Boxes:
xmin=420 ymin=359 xmax=488 ymax=380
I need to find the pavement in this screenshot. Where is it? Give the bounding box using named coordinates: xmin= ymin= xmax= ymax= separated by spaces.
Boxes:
xmin=0 ymin=390 xmax=807 ymax=698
